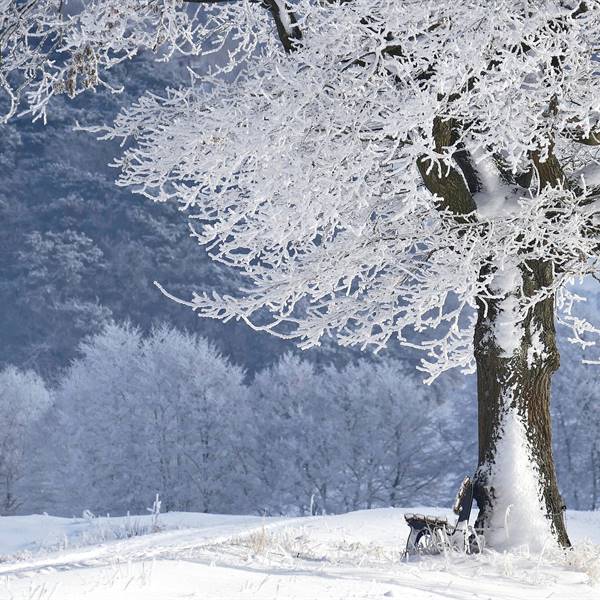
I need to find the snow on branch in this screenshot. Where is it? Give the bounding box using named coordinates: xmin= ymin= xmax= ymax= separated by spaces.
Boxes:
xmin=0 ymin=0 xmax=276 ymax=122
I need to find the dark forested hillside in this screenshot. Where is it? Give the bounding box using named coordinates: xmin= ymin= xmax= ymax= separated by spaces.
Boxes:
xmin=0 ymin=55 xmax=298 ymax=377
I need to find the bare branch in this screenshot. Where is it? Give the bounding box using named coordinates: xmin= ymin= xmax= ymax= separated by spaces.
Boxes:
xmin=183 ymin=0 xmax=302 ymax=52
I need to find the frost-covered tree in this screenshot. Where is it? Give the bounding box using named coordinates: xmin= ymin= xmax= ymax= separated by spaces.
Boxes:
xmin=321 ymin=360 xmax=447 ymax=511
xmin=4 ymin=0 xmax=600 ymax=547
xmin=0 ymin=367 xmax=51 ymax=514
xmin=250 ymin=355 xmax=465 ymax=515
xmin=53 ymin=323 xmax=249 ymax=514
xmin=53 ymin=323 xmax=148 ymax=514
xmin=249 ymin=354 xmax=346 ymax=514
xmin=136 ymin=325 xmax=250 ymax=512
xmin=552 ymin=342 xmax=600 ymax=510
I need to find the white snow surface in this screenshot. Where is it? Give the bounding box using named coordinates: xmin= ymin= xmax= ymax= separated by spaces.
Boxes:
xmin=0 ymin=508 xmax=599 ymax=599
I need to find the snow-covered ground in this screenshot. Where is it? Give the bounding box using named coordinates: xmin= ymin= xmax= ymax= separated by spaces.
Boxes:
xmin=0 ymin=508 xmax=599 ymax=599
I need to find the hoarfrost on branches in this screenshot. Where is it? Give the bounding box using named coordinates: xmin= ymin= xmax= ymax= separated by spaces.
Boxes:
xmin=0 ymin=0 xmax=266 ymax=122
xmin=3 ymin=1 xmax=600 ymax=380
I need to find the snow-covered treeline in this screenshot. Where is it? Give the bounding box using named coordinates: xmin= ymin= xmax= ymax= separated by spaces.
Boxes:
xmin=0 ymin=367 xmax=51 ymax=514
xmin=552 ymin=342 xmax=600 ymax=511
xmin=0 ymin=321 xmax=595 ymax=517
xmin=4 ymin=323 xmax=472 ymax=517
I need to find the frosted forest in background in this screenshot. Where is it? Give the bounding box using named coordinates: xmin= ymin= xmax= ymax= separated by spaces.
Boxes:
xmin=1 ymin=319 xmax=599 ymax=519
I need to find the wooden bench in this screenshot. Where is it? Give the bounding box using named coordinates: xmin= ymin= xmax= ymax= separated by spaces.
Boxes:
xmin=404 ymin=476 xmax=481 ymax=555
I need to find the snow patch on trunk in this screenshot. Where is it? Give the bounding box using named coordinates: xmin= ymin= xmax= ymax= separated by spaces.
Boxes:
xmin=486 ymin=406 xmax=555 ymax=552
xmin=490 ymin=264 xmax=523 ymax=358
xmin=526 ymin=323 xmax=546 ymax=368
xmin=466 ymin=139 xmax=522 ymax=218
xmin=273 ymin=0 xmax=293 ymax=35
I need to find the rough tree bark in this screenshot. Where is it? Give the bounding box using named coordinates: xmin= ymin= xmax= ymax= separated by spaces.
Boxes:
xmin=472 ymin=142 xmax=571 ymax=548
xmin=472 ymin=260 xmax=570 ymax=548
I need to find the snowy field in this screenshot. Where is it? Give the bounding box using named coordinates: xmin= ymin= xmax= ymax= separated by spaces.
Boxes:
xmin=0 ymin=508 xmax=599 ymax=600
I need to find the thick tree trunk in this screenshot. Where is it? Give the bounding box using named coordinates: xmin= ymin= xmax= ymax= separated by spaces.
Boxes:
xmin=473 ymin=259 xmax=570 ymax=549
xmin=417 ymin=111 xmax=571 ymax=548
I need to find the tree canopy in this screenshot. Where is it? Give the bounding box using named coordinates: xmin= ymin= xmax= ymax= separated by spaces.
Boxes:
xmin=3 ymin=1 xmax=600 ymax=379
